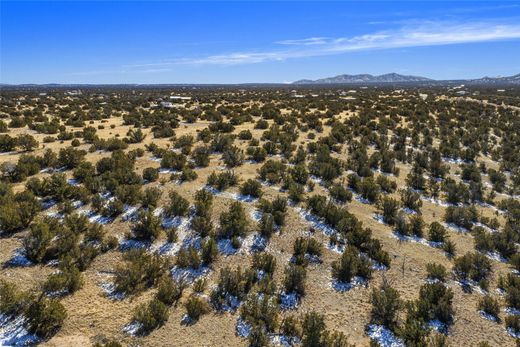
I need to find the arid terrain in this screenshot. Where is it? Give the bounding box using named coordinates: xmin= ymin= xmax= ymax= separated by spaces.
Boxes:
xmin=0 ymin=85 xmax=519 ymax=347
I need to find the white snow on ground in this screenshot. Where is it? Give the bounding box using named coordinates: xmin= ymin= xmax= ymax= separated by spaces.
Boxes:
xmin=428 ymin=319 xmax=448 ymax=334
xmin=443 ymin=223 xmax=469 ymax=233
xmin=249 ymin=209 xmax=263 ymax=222
xmin=279 ymin=292 xmax=299 ymax=310
xmin=121 ymin=206 xmax=139 ymax=222
xmin=327 ymin=242 xmax=345 ymax=254
xmin=295 ymin=207 xmax=335 ymax=236
xmin=235 ymin=318 xmax=252 ymax=338
xmin=454 ymin=279 xmax=486 ymax=294
xmin=122 ymin=321 xmax=142 ymax=336
xmin=96 ymin=272 xmax=125 ymax=300
xmin=0 ymin=314 xmax=39 ymax=347
xmin=118 ymin=238 xmax=150 ymax=251
xmin=421 ymin=196 xmax=451 ymax=207
xmin=473 ymin=222 xmax=497 ymax=233
xmin=355 ymin=195 xmax=371 ymax=204
xmin=171 ymin=266 xmax=210 ymax=284
xmin=270 ymin=335 xmax=301 ymax=347
xmin=309 ymin=175 xmax=326 ymax=186
xmin=203 ymin=185 xmax=258 ymax=203
xmin=218 ymin=238 xmax=239 ymax=255
xmin=401 ymin=207 xmax=418 ymax=215
xmin=219 ymin=294 xmax=241 ymax=313
xmin=366 ymin=324 xmax=404 ymax=347
xmin=373 ymin=214 xmax=385 ymax=224
xmin=158 ymin=168 xmax=180 ymax=174
xmin=241 ymin=234 xmax=268 ymax=253
xmin=485 ymin=251 xmax=508 ymax=263
xmin=507 ymin=327 xmax=520 ymax=339
xmin=392 ymin=232 xmax=443 ymax=248
xmin=479 ymin=311 xmax=498 ymax=322
xmin=505 ymin=307 xmax=520 ymax=316
xmin=78 ymin=209 xmax=113 ymax=225
xmin=67 ymin=178 xmax=79 ymax=186
xmin=331 ymin=277 xmax=367 ymax=293
xmin=5 ymin=249 xmax=32 ymax=267
xmin=40 ymin=199 xmax=57 ymax=210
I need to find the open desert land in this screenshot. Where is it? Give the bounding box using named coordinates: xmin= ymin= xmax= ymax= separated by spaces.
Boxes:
xmin=0 ymin=86 xmax=519 ymax=347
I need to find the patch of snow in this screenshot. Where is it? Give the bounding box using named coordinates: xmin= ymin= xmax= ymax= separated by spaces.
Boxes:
xmin=428 ymin=319 xmax=448 ymax=334
xmin=486 ymin=251 xmax=508 ymax=263
xmin=236 ymin=318 xmax=252 ymax=338
xmin=122 ymin=321 xmax=142 ymax=336
xmin=373 ymin=214 xmax=385 ymax=224
xmin=331 ymin=277 xmax=367 ymax=293
xmin=505 ymin=307 xmax=520 ymax=316
xmin=279 ymin=292 xmax=300 ymax=310
xmin=295 ymin=207 xmax=336 ymax=236
xmin=118 ymin=238 xmax=150 ymax=252
xmin=97 ymin=272 xmax=125 ymax=300
xmin=401 ymin=207 xmax=418 ymax=215
xmin=392 ymin=232 xmax=443 ymax=248
xmin=479 ymin=311 xmax=498 ymax=322
xmin=171 ymin=265 xmax=210 ymax=284
xmin=270 ymin=334 xmax=301 ymax=347
xmin=67 ymin=178 xmax=80 ymax=186
xmin=218 ymin=238 xmax=240 ymax=255
xmin=0 ymin=314 xmax=39 ymax=346
xmin=443 ymin=223 xmax=469 ymax=233
xmin=5 ymin=249 xmax=32 ymax=267
xmin=366 ymin=324 xmax=404 ymax=347
xmin=249 ymin=209 xmax=263 ymax=222
xmin=121 ymin=206 xmax=139 ymax=222
xmin=507 ymin=327 xmax=520 ymax=339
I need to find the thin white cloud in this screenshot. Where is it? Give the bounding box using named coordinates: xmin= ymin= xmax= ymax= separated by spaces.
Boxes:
xmin=276 ymin=37 xmax=330 ymax=45
xmin=126 ymin=20 xmax=520 ymax=67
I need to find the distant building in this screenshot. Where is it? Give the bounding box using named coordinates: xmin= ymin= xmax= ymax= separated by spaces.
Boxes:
xmin=170 ymin=95 xmax=192 ymax=101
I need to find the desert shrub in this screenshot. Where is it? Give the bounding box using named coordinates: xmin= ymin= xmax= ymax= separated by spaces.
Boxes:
xmin=329 ymin=184 xmax=352 ymax=204
xmin=23 ymin=218 xmax=57 ymax=263
xmin=114 ymin=250 xmax=169 ymax=295
xmin=160 ymin=151 xmax=186 ymax=170
xmin=194 ymin=188 xmax=213 ymax=217
xmin=477 ymin=295 xmax=500 ymax=321
xmin=258 ymin=160 xmax=286 ymax=184
xmin=426 ymin=263 xmax=447 ymax=282
xmin=252 ymin=252 xmax=276 ymax=278
xmin=115 ymin=184 xmax=142 ymax=206
xmin=292 ymin=237 xmax=322 ymax=266
xmin=442 ymin=239 xmax=457 ymax=258
xmin=283 ymin=264 xmax=306 ymax=296
xmin=176 ymin=246 xmax=201 ymax=269
xmin=408 ymin=215 xmax=424 ymax=238
xmin=43 ymin=263 xmax=84 ymax=295
xmin=453 ymin=252 xmax=492 ymax=287
xmin=428 ymin=222 xmax=448 ymax=243
xmin=332 ymin=246 xmax=372 ymax=283
xmin=370 ymin=280 xmax=402 ymax=329
xmin=240 ymin=179 xmax=263 ymax=198
xmin=378 ymin=196 xmax=400 ymax=225
xmin=414 ymin=282 xmax=454 ymax=326
xmin=131 ymin=210 xmax=162 ymax=241
xmin=222 ymin=146 xmax=244 ymax=167
xmin=165 ymin=191 xmax=189 ymax=217
xmin=444 ymin=205 xmax=478 ymax=230
xmin=185 ymin=295 xmax=210 ymax=322
xmin=258 ymin=213 xmax=275 ymax=239
xmin=156 ymin=276 xmax=186 ymax=306
xmin=133 ymin=298 xmax=169 ymax=334
xmin=247 ymin=146 xmax=267 ymax=162
xmin=301 ymin=311 xmax=353 ymax=347
xmin=201 ymin=237 xmax=218 ymax=265
xmin=207 ymin=170 xmax=238 ymax=190
xmin=0 ymin=281 xmax=32 ymax=316
xmin=241 ymin=293 xmax=280 ymax=334
xmin=376 ymin=175 xmax=397 ymax=194
xmin=358 ymin=177 xmax=380 ymax=203
xmin=258 ymin=196 xmax=287 ymax=226
xmin=142 ymin=167 xmax=159 ymax=182
xmin=238 ymin=129 xmax=253 ymax=140
xmin=211 ymin=266 xmax=255 ymax=309
xmin=218 ymin=201 xmax=249 ymax=240
xmin=191 ymin=145 xmax=210 ymax=167
xmin=141 ymin=186 xmax=162 ymax=209
xmin=191 ymin=215 xmax=213 ymax=238
xmin=400 ymin=188 xmax=422 ymax=213
xmin=26 ymin=297 xmax=67 ymax=339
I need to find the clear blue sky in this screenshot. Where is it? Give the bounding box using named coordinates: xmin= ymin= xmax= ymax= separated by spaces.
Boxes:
xmin=1 ymin=1 xmax=520 ymax=84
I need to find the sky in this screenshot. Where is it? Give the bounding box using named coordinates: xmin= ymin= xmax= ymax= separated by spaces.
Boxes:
xmin=1 ymin=1 xmax=520 ymax=84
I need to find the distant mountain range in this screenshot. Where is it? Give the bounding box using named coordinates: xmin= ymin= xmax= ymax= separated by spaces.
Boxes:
xmin=292 ymin=73 xmax=520 ymax=85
